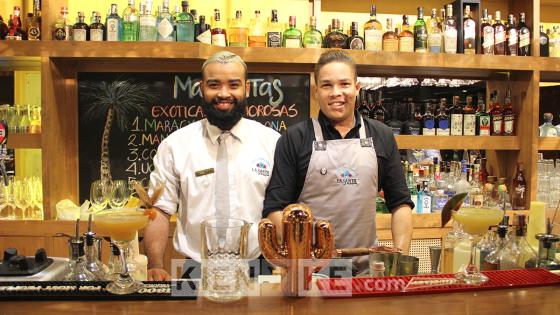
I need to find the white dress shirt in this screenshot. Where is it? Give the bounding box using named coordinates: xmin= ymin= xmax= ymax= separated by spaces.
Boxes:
xmin=150 ymin=118 xmax=280 ymax=261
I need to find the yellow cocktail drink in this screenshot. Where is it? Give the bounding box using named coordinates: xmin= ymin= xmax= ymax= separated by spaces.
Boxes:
xmin=452 ymin=207 xmax=504 ymax=235
xmin=95 ymin=208 xmax=149 ymax=241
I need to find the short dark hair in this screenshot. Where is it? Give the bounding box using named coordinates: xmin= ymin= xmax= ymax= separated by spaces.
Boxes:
xmin=314 ymin=50 xmax=357 ymax=83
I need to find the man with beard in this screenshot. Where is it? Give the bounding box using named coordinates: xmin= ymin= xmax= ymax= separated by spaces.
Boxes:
xmin=144 ymin=51 xmax=280 ymax=281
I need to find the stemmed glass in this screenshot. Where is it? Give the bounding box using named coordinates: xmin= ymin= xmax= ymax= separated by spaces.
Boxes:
xmin=109 ymin=180 xmax=129 ymax=209
xmin=13 ymin=178 xmax=30 ymax=220
xmin=90 ymin=179 xmax=111 ymax=211
xmin=95 ymin=208 xmax=150 ymax=294
xmin=451 ymin=207 xmax=504 ymax=284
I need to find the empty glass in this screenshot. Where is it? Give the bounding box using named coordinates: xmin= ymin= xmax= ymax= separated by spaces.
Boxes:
xmin=109 ymin=180 xmax=129 ymax=209
xmin=90 ymin=179 xmax=111 ymax=211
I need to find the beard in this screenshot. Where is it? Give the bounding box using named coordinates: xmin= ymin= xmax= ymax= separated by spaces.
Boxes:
xmin=202 ymin=96 xmax=247 ymax=131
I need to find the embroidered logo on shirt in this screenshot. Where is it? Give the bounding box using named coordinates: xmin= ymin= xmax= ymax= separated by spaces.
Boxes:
xmin=251 ymin=158 xmax=271 ymax=177
xmin=335 ymin=167 xmax=358 ymax=185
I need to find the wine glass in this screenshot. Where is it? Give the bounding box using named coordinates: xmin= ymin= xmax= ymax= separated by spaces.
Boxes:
xmin=32 ymin=177 xmax=43 ymax=220
xmin=90 ymin=179 xmax=111 ymax=211
xmin=12 ymin=178 xmax=29 ymax=220
xmin=95 ymin=208 xmax=150 ymax=294
xmin=109 ymin=180 xmax=129 ymax=209
xmin=452 ymin=207 xmax=504 ymax=284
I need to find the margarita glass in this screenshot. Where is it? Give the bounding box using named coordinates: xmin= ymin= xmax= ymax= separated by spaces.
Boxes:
xmin=95 ymin=208 xmax=150 ymax=294
xmin=451 ymin=207 xmax=504 ymax=284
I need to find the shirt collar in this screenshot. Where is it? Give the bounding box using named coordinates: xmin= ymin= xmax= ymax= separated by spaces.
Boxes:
xmin=205 ymin=118 xmax=246 ymax=145
xmin=318 ymin=110 xmax=362 ymax=136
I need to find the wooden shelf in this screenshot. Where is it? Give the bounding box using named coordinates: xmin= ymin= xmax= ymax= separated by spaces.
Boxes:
xmin=538 ymin=137 xmax=560 ymax=151
xmin=7 ymin=133 xmax=42 ymax=149
xmin=539 ymin=57 xmax=560 ymax=81
xmin=395 ymin=136 xmax=520 ymax=150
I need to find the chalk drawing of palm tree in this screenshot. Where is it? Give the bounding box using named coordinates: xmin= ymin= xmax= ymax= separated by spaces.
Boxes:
xmin=81 ymin=77 xmax=158 ymax=183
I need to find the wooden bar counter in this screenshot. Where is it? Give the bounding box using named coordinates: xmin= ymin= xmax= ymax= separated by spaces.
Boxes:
xmin=0 ymin=282 xmax=559 ymax=315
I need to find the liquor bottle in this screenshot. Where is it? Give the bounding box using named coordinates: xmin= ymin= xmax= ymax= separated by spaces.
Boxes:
xmin=139 ymin=3 xmax=157 ymax=41
xmin=435 ymin=99 xmax=450 ymax=136
xmin=438 ymin=8 xmax=446 ymax=31
xmin=6 ymin=6 xmax=25 ymax=40
xmin=403 ymin=100 xmax=421 ymax=135
xmin=539 ymin=113 xmax=558 ymax=137
xmin=399 ymin=15 xmax=414 ymax=52
xmin=550 ymin=27 xmax=559 ymax=57
xmin=72 ymin=12 xmax=89 ymax=41
xmin=357 ymin=89 xmax=370 ymax=118
xmin=227 ymin=10 xmax=248 ymax=47
xmin=476 ymin=94 xmax=491 ymax=136
xmin=511 ymin=163 xmax=527 ymax=210
xmin=195 ymin=15 xmax=211 ymax=44
xmin=443 ymin=5 xmax=457 ymax=54
xmin=463 ymin=96 xmax=476 ymax=136
xmin=455 ymin=162 xmax=471 ymax=200
xmin=463 ymin=5 xmax=476 ymax=54
xmin=27 ymin=0 xmax=41 ymax=40
xmin=370 ymin=92 xmax=386 ymax=123
xmin=442 ymin=221 xmax=468 ymax=273
xmin=449 ymin=96 xmax=463 ymax=136
xmin=283 ymin=16 xmax=302 ymax=48
xmin=517 ymin=13 xmax=530 ymax=56
xmin=406 ymin=166 xmax=418 ymax=211
xmin=382 ymin=18 xmax=399 ymax=52
xmin=303 ymin=16 xmax=322 ymax=48
xmin=176 ymin=1 xmax=194 ymax=42
xmin=157 ymin=0 xmax=175 ymax=41
xmin=503 ymin=89 xmax=515 ymax=136
xmin=347 ymin=22 xmax=364 ymax=50
xmin=210 ymin=9 xmax=226 ymax=46
xmin=363 ymin=5 xmax=383 ymax=52
xmin=53 ymin=7 xmax=71 ymax=41
xmin=386 ymin=103 xmax=403 ymax=135
xmin=421 ymin=181 xmax=433 ymax=214
xmin=267 ymin=10 xmax=282 ymax=47
xmin=427 ymin=8 xmax=442 ymax=53
xmin=469 ymin=164 xmax=484 ymax=206
xmin=89 ymin=12 xmax=105 ymax=41
xmin=422 ymin=102 xmax=436 ymax=135
xmin=484 ymin=218 xmax=509 ymax=270
xmin=506 ymin=14 xmax=518 ymax=56
xmin=499 ymin=215 xmax=537 ymax=269
xmin=414 ymin=7 xmax=428 ymax=53
xmin=324 ymin=19 xmax=347 ymax=48
xmin=480 ymin=9 xmax=494 ymax=55
xmin=106 ymin=3 xmax=122 ymax=41
xmin=0 ymin=15 xmax=8 ymax=40
xmin=493 ymin=11 xmax=506 ymax=55
xmin=122 ymin=0 xmax=139 ymax=41
xmin=190 ymin=9 xmax=197 ymax=21
xmin=248 ymin=10 xmax=266 ymax=47
xmin=489 ymin=91 xmax=504 ymax=136
xmin=540 ymin=25 xmax=549 ymax=57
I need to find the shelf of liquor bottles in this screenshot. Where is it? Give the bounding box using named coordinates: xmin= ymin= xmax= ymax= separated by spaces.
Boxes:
xmin=395 ymin=135 xmax=520 ymax=150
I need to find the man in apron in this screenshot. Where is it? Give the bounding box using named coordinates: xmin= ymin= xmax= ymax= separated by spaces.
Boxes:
xmin=263 ymin=50 xmax=413 ymax=274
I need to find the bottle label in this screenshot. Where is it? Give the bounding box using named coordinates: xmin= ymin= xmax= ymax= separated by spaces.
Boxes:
xmin=229 ymin=28 xmax=248 ymax=47
xmin=157 ymin=18 xmax=174 ymax=39
xmin=248 ymin=35 xmax=266 ymax=47
xmin=519 ymin=33 xmax=530 ymax=48
xmin=267 ymin=32 xmax=282 ymax=47
xmin=414 ymin=27 xmax=428 ymax=52
xmin=90 ymin=29 xmax=104 ymax=41
xmin=492 ymin=116 xmax=503 ymax=134
xmin=503 ymin=114 xmax=515 ymax=134
xmin=349 ymin=38 xmax=364 ymax=50
xmin=421 ymin=195 xmax=432 ymax=213
xmin=197 ymin=29 xmax=211 ymax=44
xmin=54 ymin=28 xmax=67 ymax=40
xmin=464 ymin=22 xmax=476 ymax=39
xmin=140 ymin=16 xmax=157 ymax=27
xmin=450 ymin=114 xmax=463 ymax=135
xmin=508 ymin=30 xmax=518 ymax=45
xmin=304 ymin=42 xmax=322 ymax=49
xmin=107 ymin=19 xmax=120 ymax=41
xmin=423 ymin=120 xmax=436 ymax=135
xmin=399 ymin=37 xmax=414 ymax=52
xmin=73 ymin=29 xmax=87 ymax=41
xmin=391 ymin=126 xmax=401 ymax=135
xmin=28 ymin=26 xmax=40 ymax=40
xmin=411 ymin=194 xmax=418 ymax=210
xmin=428 ymin=33 xmax=442 ymax=53
xmin=483 ymin=26 xmax=495 ymax=48
xmin=409 ymin=126 xmax=421 ymax=135
xmin=436 ymin=128 xmax=450 ymax=136
xmin=478 ymin=116 xmax=491 ymax=136
xmin=383 ymin=38 xmax=399 ymax=52
xmin=436 ymin=119 xmax=449 ymax=135
xmin=284 ymin=38 xmax=301 ymax=48
xmin=435 ymin=195 xmax=448 ymax=210
xmin=444 ymin=28 xmax=457 ymax=53
xmin=471 ymin=194 xmax=483 ymax=206
xmin=463 ymin=114 xmax=476 ymax=135
xmin=364 ymin=29 xmax=382 ymax=51
xmin=540 ymin=35 xmax=549 ymax=46
xmin=495 ymin=30 xmax=506 ymax=44
xmin=211 ymin=33 xmax=226 ymax=46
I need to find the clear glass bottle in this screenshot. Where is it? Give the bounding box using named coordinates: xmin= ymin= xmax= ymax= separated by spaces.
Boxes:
xmin=157 ymin=0 xmax=175 ymax=41
xmin=442 ymin=221 xmax=468 ymax=273
xmin=72 ymin=11 xmax=89 ymax=41
xmin=483 ymin=176 xmax=498 ymax=207
xmin=347 ymin=22 xmax=364 ymax=50
xmin=483 ymin=218 xmax=509 ymax=270
xmin=248 ymin=10 xmax=266 ymax=47
xmin=211 ymin=9 xmax=227 ymax=46
xmin=53 ymin=6 xmax=71 ymax=41
xmin=469 ymin=164 xmax=484 ymax=206
xmin=283 ymin=16 xmax=302 ymax=48
xmin=477 ymin=227 xmax=497 ymax=270
xmin=506 ymin=14 xmax=518 ymax=56
xmin=443 ymin=4 xmax=457 ymax=54
xmin=303 ymin=16 xmax=322 ymax=48
xmin=428 ymin=8 xmax=442 ymax=53
xmin=228 ymin=10 xmax=248 ymax=47
xmin=64 ymin=237 xmax=97 ymax=281
xmin=90 ymin=11 xmax=105 ymax=41
xmin=84 ymin=233 xmax=108 ymax=280
xmin=463 ymin=5 xmax=476 ymax=54
xmin=106 ymin=3 xmax=122 ymax=41
xmin=517 ymin=13 xmax=530 ymax=56
xmin=139 ymin=2 xmax=157 ymax=41
xmin=493 ymin=11 xmax=506 ymax=55
xmin=363 ymin=5 xmax=383 ymax=51
xmin=480 ymin=9 xmax=494 ymax=55
xmin=122 ymin=0 xmax=139 ymax=41
xmin=382 ymin=18 xmax=399 ymax=52
xmin=399 ymin=15 xmax=414 ymax=52
xmin=414 ymin=6 xmax=428 ymax=53
xmin=266 ymin=9 xmax=282 ymax=47
xmin=499 ymin=215 xmax=537 ymax=269
xmin=540 ymin=113 xmax=558 ymax=137
xmin=176 ymin=1 xmax=195 ymax=42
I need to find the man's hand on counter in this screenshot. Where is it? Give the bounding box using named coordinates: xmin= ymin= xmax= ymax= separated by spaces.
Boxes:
xmin=148 ymin=268 xmax=172 ymax=281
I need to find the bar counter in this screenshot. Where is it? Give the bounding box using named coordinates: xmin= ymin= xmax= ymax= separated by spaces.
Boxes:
xmin=1 ymin=282 xmax=559 ymax=315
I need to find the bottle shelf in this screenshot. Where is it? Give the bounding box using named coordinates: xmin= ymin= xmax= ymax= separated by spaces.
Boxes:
xmin=395 ymin=135 xmax=520 ymax=150
xmin=538 ymin=137 xmax=560 ymax=151
xmin=8 ymin=133 xmax=42 ymax=149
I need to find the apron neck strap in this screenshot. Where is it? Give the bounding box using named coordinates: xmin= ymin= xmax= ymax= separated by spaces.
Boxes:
xmin=312 ymin=115 xmax=367 ymax=141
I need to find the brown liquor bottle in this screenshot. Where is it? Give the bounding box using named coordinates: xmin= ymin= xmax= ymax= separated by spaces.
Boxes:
xmin=502 ymin=89 xmax=515 ymax=135
xmin=27 ymin=0 xmax=41 ymax=40
xmin=211 ymin=9 xmax=227 ymax=47
xmin=517 ymin=13 xmax=531 ymax=56
xmin=399 ymin=15 xmax=414 ymax=52
xmin=462 ymin=96 xmax=476 ymax=136
xmin=480 ymin=9 xmax=494 ymax=54
xmin=323 ymin=19 xmax=347 ymax=48
xmin=489 ymin=91 xmax=503 ymax=136
xmin=506 ymin=14 xmax=518 ymax=56
xmin=493 ymin=11 xmax=506 ymax=55
xmin=382 ymin=18 xmax=399 ymax=52
xmin=512 ymin=162 xmax=527 ymax=210
xmin=89 ymin=11 xmax=105 ymax=41
xmin=72 ymin=11 xmax=89 ymax=41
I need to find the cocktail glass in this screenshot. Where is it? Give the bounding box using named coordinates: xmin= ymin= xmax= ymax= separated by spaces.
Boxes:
xmin=95 ymin=208 xmax=149 ymax=294
xmin=451 ymin=207 xmax=504 ymax=284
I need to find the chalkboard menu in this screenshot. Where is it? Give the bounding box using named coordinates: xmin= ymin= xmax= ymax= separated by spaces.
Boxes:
xmin=78 ymin=73 xmax=310 ymax=202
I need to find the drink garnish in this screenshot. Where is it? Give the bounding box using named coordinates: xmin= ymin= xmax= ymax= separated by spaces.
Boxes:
xmin=441 ymin=192 xmax=468 ymax=227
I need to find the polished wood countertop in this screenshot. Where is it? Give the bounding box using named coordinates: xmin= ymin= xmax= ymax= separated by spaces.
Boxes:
xmin=0 ymin=282 xmax=559 ymax=315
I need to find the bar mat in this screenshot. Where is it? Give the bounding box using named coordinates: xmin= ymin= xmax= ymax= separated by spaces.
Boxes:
xmin=316 ymin=268 xmax=560 ymax=298
xmin=0 ymin=280 xmax=198 ymax=300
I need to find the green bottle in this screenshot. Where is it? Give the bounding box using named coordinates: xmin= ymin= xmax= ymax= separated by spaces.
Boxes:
xmin=414 ymin=6 xmax=428 ymax=52
xmin=282 ymin=16 xmax=302 ymax=48
xmin=122 ymin=0 xmax=139 ymax=41
xmin=303 ymin=16 xmax=322 ymax=48
xmin=176 ymin=1 xmax=194 ymax=42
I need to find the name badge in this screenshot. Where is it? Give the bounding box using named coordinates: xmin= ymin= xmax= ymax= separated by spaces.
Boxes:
xmin=195 ymin=168 xmax=214 ymax=177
